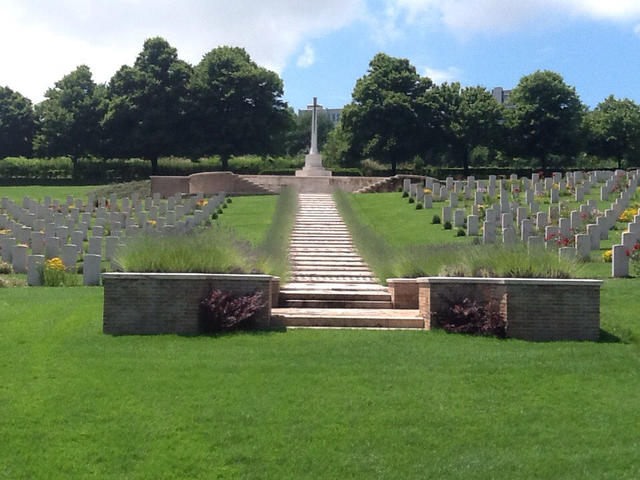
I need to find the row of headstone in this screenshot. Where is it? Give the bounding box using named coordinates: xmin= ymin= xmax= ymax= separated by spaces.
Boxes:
xmin=404 ymin=169 xmax=640 ymax=268
xmin=1 ymin=191 xmax=225 ymax=286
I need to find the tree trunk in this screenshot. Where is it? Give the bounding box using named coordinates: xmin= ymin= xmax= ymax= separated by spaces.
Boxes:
xmin=71 ymin=156 xmax=78 ymax=180
xmin=221 ymin=154 xmax=229 ymax=171
xmin=461 ymin=147 xmax=470 ymax=175
xmin=390 ymin=157 xmax=397 ymax=176
xmin=150 ymin=155 xmax=158 ymax=175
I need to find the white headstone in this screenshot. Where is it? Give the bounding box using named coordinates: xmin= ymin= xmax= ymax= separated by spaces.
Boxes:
xmin=82 ymin=254 xmax=101 ymax=286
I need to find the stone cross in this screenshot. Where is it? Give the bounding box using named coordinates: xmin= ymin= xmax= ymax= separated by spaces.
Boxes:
xmin=307 ymin=96 xmax=323 ymax=155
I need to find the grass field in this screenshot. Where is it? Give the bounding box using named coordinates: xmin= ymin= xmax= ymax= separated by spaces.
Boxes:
xmin=216 ymin=195 xmax=278 ymax=246
xmin=2 ymin=185 xmax=640 ymax=478
xmin=0 ymin=185 xmax=100 ymax=203
xmin=0 ymin=287 xmax=639 ymax=479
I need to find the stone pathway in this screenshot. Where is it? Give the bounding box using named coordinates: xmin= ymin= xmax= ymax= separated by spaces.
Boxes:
xmin=274 ymin=193 xmax=423 ymax=328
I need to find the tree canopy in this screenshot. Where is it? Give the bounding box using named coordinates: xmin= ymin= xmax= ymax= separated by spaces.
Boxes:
xmin=585 ymin=95 xmax=640 ymax=169
xmin=506 ymin=70 xmax=585 ymax=169
xmin=341 ymin=53 xmax=433 ymax=174
xmin=428 ymin=83 xmax=506 ymax=172
xmin=0 ymin=86 xmax=36 ymax=158
xmin=34 ymin=65 xmax=104 ymax=175
xmin=101 ymin=37 xmax=192 ymax=172
xmin=188 ymin=46 xmax=291 ymax=169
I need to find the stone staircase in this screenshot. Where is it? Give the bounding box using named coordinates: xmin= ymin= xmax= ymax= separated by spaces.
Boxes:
xmin=272 ymin=193 xmax=423 ymax=328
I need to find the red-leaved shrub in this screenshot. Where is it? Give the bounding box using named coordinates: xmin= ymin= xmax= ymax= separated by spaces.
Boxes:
xmin=199 ymin=289 xmax=265 ymax=333
xmin=437 ymin=298 xmax=506 ymax=338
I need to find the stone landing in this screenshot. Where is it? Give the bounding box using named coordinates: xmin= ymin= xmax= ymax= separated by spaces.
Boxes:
xmin=273 ymin=193 xmax=423 ymax=328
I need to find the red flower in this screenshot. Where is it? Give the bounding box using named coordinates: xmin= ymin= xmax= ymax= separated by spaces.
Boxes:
xmin=580 ymin=213 xmax=587 ymax=219
xmin=626 ymin=249 xmax=631 ymax=257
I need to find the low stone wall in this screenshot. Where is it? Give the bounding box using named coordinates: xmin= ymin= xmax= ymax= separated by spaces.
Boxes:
xmin=151 ymin=172 xmax=391 ymax=196
xmin=387 ymin=278 xmax=420 ymax=309
xmin=102 ymin=273 xmax=274 ymax=335
xmin=392 ymin=277 xmax=602 ymax=341
xmin=150 ymin=176 xmax=190 ymax=197
xmin=241 ymin=175 xmax=385 ymax=193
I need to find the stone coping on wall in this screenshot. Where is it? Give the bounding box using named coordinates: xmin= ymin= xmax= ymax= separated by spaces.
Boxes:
xmin=415 ymin=276 xmax=603 ymax=287
xmin=102 ymin=272 xmax=274 ymax=281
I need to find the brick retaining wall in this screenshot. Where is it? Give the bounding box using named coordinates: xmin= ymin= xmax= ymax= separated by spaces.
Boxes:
xmin=103 ymin=273 xmax=274 ymax=335
xmin=390 ymin=277 xmax=602 ymax=341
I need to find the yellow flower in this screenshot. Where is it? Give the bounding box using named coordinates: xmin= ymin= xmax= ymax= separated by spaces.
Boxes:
xmin=423 ymin=188 xmax=432 ymax=194
xmin=618 ymin=207 xmax=639 ymax=223
xmin=45 ymin=257 xmax=65 ymax=271
xmin=602 ymin=250 xmax=613 ymax=263
xmin=197 ymin=199 xmax=209 ymax=207
xmin=148 ymin=219 xmax=157 ymax=226
xmin=0 ymin=229 xmax=9 ymax=235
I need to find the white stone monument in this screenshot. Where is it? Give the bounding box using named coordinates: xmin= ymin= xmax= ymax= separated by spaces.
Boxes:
xmin=295 ymin=97 xmax=332 ymax=177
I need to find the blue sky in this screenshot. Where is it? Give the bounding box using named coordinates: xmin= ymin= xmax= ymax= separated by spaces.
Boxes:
xmin=1 ymin=0 xmax=639 ymax=111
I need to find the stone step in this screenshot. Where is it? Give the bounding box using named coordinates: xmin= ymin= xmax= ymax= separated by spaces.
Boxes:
xmin=290 ymin=247 xmax=355 ymax=251
xmin=292 ymin=265 xmax=372 ymax=272
xmin=290 ymin=272 xmax=373 ymax=278
xmin=271 ymin=308 xmax=424 ymax=329
xmin=279 ymin=299 xmax=394 ymax=309
xmin=280 ymin=289 xmax=390 ymax=301
xmin=290 ymin=277 xmax=378 ymax=284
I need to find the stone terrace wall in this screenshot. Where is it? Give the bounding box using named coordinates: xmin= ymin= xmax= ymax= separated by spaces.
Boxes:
xmin=416 ymin=277 xmax=602 ymax=341
xmin=151 ymin=172 xmax=392 ymax=196
xmin=103 ymin=273 xmax=274 ymax=335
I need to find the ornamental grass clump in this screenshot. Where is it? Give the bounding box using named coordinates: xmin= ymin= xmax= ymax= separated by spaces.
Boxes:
xmin=439 ymin=244 xmax=582 ymax=279
xmin=255 ymin=187 xmax=297 ymax=281
xmin=114 ymin=227 xmax=257 ymax=274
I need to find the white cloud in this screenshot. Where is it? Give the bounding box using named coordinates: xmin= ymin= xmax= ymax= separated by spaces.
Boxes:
xmin=634 ymin=23 xmax=640 ymax=36
xmin=392 ymin=0 xmax=640 ymax=36
xmin=422 ymin=66 xmax=461 ymax=84
xmin=0 ymin=0 xmax=365 ymax=102
xmin=296 ymin=44 xmax=315 ymax=68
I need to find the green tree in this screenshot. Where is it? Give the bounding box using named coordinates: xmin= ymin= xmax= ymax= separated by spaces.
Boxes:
xmin=431 ymin=83 xmax=506 ymax=172
xmin=585 ymin=95 xmax=640 ymax=169
xmin=284 ymin=109 xmax=334 ymax=156
xmin=187 ymin=46 xmax=291 ymax=169
xmin=34 ymin=65 xmax=104 ymax=176
xmin=0 ymin=86 xmax=36 ymax=158
xmin=102 ymin=37 xmax=192 ymax=173
xmin=341 ymin=53 xmax=433 ymax=174
xmin=506 ymin=70 xmax=585 ymax=169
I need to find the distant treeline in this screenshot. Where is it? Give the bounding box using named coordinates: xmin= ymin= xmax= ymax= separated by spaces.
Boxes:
xmin=1 ymin=39 xmax=639 ymax=177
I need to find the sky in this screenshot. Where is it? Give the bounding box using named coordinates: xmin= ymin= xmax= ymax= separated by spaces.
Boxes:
xmin=1 ymin=0 xmax=640 ymax=112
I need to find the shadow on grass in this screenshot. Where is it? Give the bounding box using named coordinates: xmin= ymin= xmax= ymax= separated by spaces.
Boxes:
xmin=598 ymin=328 xmax=623 ymax=344
xmin=195 ymin=326 xmax=288 ymax=339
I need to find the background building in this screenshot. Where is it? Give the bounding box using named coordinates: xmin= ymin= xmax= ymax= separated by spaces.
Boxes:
xmin=297 ymin=107 xmax=342 ymax=126
xmin=492 ymin=87 xmax=513 ymax=107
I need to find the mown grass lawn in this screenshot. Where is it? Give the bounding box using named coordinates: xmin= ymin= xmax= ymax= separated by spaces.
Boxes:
xmin=2 ymin=186 xmax=639 ymax=478
xmin=0 ymin=185 xmax=100 ymax=204
xmin=216 ymin=195 xmax=278 ymax=246
xmin=0 ymin=286 xmax=639 ymax=479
